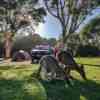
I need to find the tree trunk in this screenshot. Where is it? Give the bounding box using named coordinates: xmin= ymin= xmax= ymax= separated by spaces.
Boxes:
xmin=62 ymin=28 xmax=67 ymax=45
xmin=4 ymin=32 xmax=12 ymax=59
xmin=62 ymin=27 xmax=70 ymax=50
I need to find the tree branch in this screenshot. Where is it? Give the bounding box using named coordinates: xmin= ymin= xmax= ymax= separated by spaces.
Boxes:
xmin=60 ymin=0 xmax=65 ymax=23
xmin=43 ymin=1 xmax=58 ymax=19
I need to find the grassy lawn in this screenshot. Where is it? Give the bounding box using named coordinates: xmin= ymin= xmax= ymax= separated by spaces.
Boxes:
xmin=0 ymin=58 xmax=100 ymax=100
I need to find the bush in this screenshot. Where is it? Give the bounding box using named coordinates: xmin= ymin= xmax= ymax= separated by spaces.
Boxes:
xmin=76 ymin=45 xmax=100 ymax=57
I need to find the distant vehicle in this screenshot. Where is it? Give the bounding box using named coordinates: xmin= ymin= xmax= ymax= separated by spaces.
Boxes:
xmin=31 ymin=45 xmax=54 ymax=63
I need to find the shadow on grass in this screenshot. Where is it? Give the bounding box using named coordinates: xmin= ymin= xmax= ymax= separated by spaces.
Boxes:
xmin=0 ymin=78 xmax=46 ymax=100
xmin=40 ymin=79 xmax=100 ymax=100
xmin=0 ymin=77 xmax=100 ymax=100
xmin=79 ymin=63 xmax=100 ymax=68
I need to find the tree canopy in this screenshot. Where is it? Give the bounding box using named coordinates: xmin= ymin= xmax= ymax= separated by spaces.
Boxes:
xmin=43 ymin=0 xmax=100 ymax=54
xmin=0 ymin=0 xmax=47 ymax=58
xmin=0 ymin=0 xmax=46 ymax=33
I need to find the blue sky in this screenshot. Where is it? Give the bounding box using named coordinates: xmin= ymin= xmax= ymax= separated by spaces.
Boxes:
xmin=35 ymin=13 xmax=62 ymax=39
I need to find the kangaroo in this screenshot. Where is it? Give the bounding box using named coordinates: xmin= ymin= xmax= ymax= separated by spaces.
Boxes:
xmin=37 ymin=55 xmax=72 ymax=86
xmin=56 ymin=50 xmax=87 ymax=80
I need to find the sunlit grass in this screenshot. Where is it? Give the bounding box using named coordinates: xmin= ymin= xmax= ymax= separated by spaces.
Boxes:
xmin=75 ymin=57 xmax=100 ymax=65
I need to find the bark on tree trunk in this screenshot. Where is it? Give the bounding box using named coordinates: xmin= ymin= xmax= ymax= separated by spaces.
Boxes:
xmin=62 ymin=28 xmax=66 ymax=44
xmin=4 ymin=32 xmax=12 ymax=59
xmin=62 ymin=27 xmax=68 ymax=50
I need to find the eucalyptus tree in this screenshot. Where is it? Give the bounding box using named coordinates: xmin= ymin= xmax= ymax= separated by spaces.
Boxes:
xmin=43 ymin=0 xmax=100 ymax=52
xmin=0 ymin=0 xmax=46 ymax=58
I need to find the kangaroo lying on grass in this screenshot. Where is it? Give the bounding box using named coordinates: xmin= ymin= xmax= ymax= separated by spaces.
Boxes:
xmin=56 ymin=50 xmax=87 ymax=80
xmin=37 ymin=55 xmax=72 ymax=86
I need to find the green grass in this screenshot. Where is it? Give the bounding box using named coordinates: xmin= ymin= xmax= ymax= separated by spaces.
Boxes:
xmin=0 ymin=64 xmax=46 ymax=100
xmin=0 ymin=58 xmax=100 ymax=100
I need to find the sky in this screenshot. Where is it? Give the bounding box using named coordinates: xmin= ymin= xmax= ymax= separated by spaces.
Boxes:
xmin=35 ymin=7 xmax=100 ymax=39
xmin=35 ymin=13 xmax=62 ymax=39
